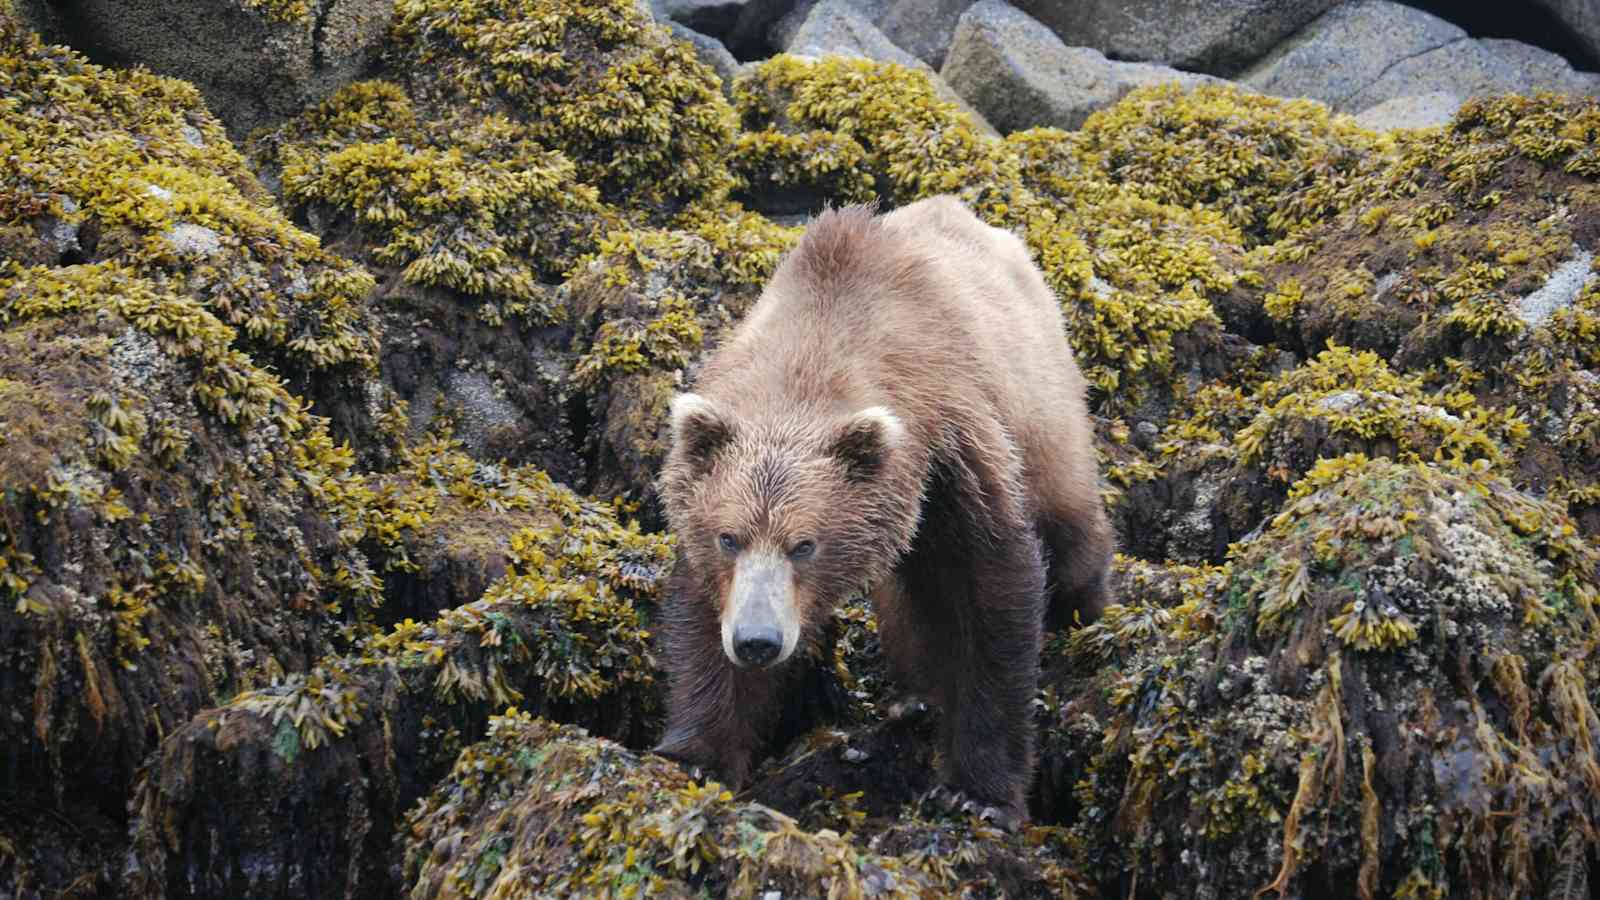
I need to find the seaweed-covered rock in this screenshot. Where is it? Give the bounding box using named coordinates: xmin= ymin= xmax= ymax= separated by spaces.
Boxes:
xmin=0 ymin=262 xmax=372 ymax=891
xmin=1 ymin=28 xmax=381 ymax=399
xmin=1125 ymin=346 xmax=1526 ymax=562
xmin=1219 ymin=92 xmax=1600 ymax=522
xmin=1227 ymin=92 xmax=1600 ymax=364
xmin=128 ymin=447 xmax=671 ymax=897
xmin=248 ymin=80 xmax=608 ymax=467
xmin=386 ymin=0 xmax=737 ymax=217
xmin=402 ymin=711 xmax=1091 ymax=898
xmin=1071 ymin=82 xmax=1382 ymax=248
xmin=0 ymin=29 xmax=388 ymax=896
xmin=245 ymin=0 xmax=746 ymax=467
xmin=562 ymin=215 xmax=799 ymax=518
xmin=52 ymin=0 xmax=394 ymax=138
xmin=1054 ymin=456 xmax=1600 ymax=897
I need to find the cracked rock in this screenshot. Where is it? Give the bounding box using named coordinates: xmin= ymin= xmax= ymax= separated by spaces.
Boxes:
xmin=1244 ymin=1 xmax=1600 ymax=113
xmin=942 ymin=0 xmax=1217 ymax=133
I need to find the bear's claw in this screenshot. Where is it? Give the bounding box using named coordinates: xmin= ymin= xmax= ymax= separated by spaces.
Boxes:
xmin=921 ymin=785 xmax=1022 ymax=833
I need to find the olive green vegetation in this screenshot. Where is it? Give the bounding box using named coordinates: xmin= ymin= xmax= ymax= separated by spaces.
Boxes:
xmin=1054 ymin=456 xmax=1600 ymax=898
xmin=4 ymin=0 xmax=1600 ymax=896
xmin=403 ymin=711 xmax=1091 ymax=899
xmin=128 ymin=438 xmax=671 ymax=897
xmin=0 ymin=27 xmax=387 ymax=886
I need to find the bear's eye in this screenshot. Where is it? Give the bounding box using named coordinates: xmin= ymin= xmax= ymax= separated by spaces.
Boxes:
xmin=717 ymin=533 xmax=741 ymax=554
xmin=788 ymin=539 xmax=816 ymax=561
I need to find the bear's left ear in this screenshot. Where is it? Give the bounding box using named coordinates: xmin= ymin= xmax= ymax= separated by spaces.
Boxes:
xmin=827 ymin=406 xmax=906 ymax=481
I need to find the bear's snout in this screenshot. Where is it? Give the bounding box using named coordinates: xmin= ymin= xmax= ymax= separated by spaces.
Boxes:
xmin=721 ymin=551 xmax=801 ymax=668
xmin=732 ymin=625 xmax=782 ymax=666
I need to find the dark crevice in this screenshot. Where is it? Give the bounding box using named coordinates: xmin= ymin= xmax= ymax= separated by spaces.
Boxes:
xmin=310 ymin=0 xmax=335 ymax=72
xmin=1399 ymin=0 xmax=1600 ymax=72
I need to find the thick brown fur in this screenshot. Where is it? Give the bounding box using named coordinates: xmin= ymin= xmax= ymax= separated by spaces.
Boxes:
xmin=652 ymin=196 xmax=1114 ymax=819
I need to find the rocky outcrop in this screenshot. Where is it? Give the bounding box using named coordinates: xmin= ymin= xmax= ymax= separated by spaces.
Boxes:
xmin=1532 ymin=0 xmax=1600 ymax=66
xmin=49 ymin=0 xmax=394 ymax=138
xmin=0 ymin=22 xmax=385 ymax=892
xmin=1009 ymin=0 xmax=1339 ymax=75
xmin=941 ymin=0 xmax=1217 ymax=133
xmin=127 ymin=445 xmax=672 ymax=897
xmin=1242 ymin=1 xmax=1600 ymax=114
xmin=1051 ymin=458 xmax=1600 ymax=896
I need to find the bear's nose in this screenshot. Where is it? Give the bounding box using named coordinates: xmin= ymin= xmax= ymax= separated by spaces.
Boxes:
xmin=733 ymin=625 xmax=782 ymax=667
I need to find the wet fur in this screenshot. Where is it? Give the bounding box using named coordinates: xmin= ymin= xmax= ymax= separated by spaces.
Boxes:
xmin=653 ymin=196 xmax=1115 ymax=817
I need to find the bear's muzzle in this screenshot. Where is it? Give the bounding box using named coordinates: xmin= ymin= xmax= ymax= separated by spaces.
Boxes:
xmin=722 ymin=551 xmax=800 ymax=668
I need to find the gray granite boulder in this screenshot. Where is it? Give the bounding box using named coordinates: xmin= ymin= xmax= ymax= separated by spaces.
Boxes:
xmin=1354 ymin=91 xmax=1463 ymax=131
xmin=784 ymin=0 xmax=920 ymax=66
xmin=941 ymin=0 xmax=1217 ymax=133
xmin=1008 ymin=0 xmax=1339 ymax=74
xmin=1530 ymin=0 xmax=1600 ymax=67
xmin=1244 ymin=1 xmax=1600 ymax=113
xmin=59 ymin=0 xmax=394 ymax=138
xmin=769 ymin=0 xmax=969 ymax=68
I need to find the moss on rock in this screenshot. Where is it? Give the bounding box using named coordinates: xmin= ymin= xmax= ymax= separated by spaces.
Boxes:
xmin=561 ymin=217 xmax=800 ymax=516
xmin=1126 ymin=345 xmax=1530 ymax=562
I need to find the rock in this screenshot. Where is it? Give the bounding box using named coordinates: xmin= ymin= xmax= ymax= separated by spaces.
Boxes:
xmin=0 ymin=30 xmax=387 ymax=893
xmin=875 ymin=0 xmax=976 ymax=69
xmin=1530 ymin=0 xmax=1600 ymax=66
xmin=1346 ymin=35 xmax=1572 ymax=112
xmin=1245 ymin=1 xmax=1600 ymax=113
xmin=775 ymin=0 xmax=998 ymax=135
xmin=784 ymin=0 xmax=921 ymax=67
xmin=57 ymin=0 xmax=395 ymax=138
xmin=941 ymin=0 xmax=1218 ymax=133
xmin=128 ymin=457 xmax=673 ymax=898
xmin=400 ymin=712 xmax=1091 ymax=898
xmin=1009 ymin=0 xmax=1339 ymax=74
xmin=1518 ymin=249 xmax=1597 ymax=326
xmin=1355 ymin=91 xmax=1463 ymax=131
xmin=653 ymin=0 xmax=748 ymax=37
xmin=1241 ymin=0 xmax=1466 ymax=110
xmin=767 ymin=0 xmax=975 ymax=69
xmin=1051 ymin=458 xmax=1600 ymax=897
xmin=1482 ymin=37 xmax=1600 ymax=96
xmin=664 ymin=19 xmax=742 ymax=90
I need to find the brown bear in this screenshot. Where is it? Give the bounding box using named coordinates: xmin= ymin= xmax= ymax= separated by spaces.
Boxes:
xmin=651 ymin=195 xmax=1114 ymax=826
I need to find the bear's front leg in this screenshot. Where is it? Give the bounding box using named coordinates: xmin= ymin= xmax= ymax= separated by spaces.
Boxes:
xmin=901 ymin=529 xmax=1047 ymax=827
xmin=651 ymin=575 xmax=785 ymax=790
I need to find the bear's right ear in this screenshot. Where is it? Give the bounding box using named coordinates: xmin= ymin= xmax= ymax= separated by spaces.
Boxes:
xmin=670 ymin=393 xmax=734 ymax=473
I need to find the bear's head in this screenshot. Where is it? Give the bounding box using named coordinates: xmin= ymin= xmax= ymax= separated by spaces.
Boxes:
xmin=659 ymin=391 xmax=919 ymax=670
